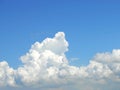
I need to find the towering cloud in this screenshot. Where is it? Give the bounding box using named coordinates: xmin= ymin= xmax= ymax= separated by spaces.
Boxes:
xmin=0 ymin=32 xmax=120 ymax=90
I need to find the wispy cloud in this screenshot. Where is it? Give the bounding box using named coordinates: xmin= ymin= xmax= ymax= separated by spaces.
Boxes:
xmin=70 ymin=58 xmax=79 ymax=62
xmin=0 ymin=32 xmax=120 ymax=90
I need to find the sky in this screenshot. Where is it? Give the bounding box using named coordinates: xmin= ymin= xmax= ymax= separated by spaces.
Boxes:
xmin=0 ymin=0 xmax=120 ymax=90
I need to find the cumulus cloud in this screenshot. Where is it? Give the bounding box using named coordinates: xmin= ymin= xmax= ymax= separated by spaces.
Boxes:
xmin=0 ymin=61 xmax=16 ymax=87
xmin=0 ymin=32 xmax=120 ymax=90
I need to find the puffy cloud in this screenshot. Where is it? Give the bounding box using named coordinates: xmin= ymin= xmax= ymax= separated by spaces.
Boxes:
xmin=0 ymin=61 xmax=16 ymax=87
xmin=92 ymin=50 xmax=120 ymax=81
xmin=17 ymin=32 xmax=69 ymax=87
xmin=93 ymin=49 xmax=120 ymax=63
xmin=0 ymin=32 xmax=120 ymax=90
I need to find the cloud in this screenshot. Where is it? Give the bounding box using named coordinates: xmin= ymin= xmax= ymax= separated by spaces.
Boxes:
xmin=0 ymin=61 xmax=16 ymax=87
xmin=69 ymin=58 xmax=79 ymax=62
xmin=0 ymin=32 xmax=120 ymax=90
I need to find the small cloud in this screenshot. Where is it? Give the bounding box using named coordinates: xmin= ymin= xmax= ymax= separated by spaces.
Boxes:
xmin=70 ymin=58 xmax=79 ymax=62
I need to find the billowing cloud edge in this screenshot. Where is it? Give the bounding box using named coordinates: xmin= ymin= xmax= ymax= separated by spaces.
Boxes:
xmin=0 ymin=32 xmax=120 ymax=90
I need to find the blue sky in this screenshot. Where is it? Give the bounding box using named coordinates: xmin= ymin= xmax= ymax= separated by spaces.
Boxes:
xmin=0 ymin=0 xmax=120 ymax=68
xmin=1 ymin=1 xmax=120 ymax=90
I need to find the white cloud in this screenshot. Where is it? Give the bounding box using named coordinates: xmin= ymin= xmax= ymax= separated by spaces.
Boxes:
xmin=69 ymin=58 xmax=79 ymax=62
xmin=0 ymin=61 xmax=16 ymax=87
xmin=0 ymin=32 xmax=120 ymax=90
